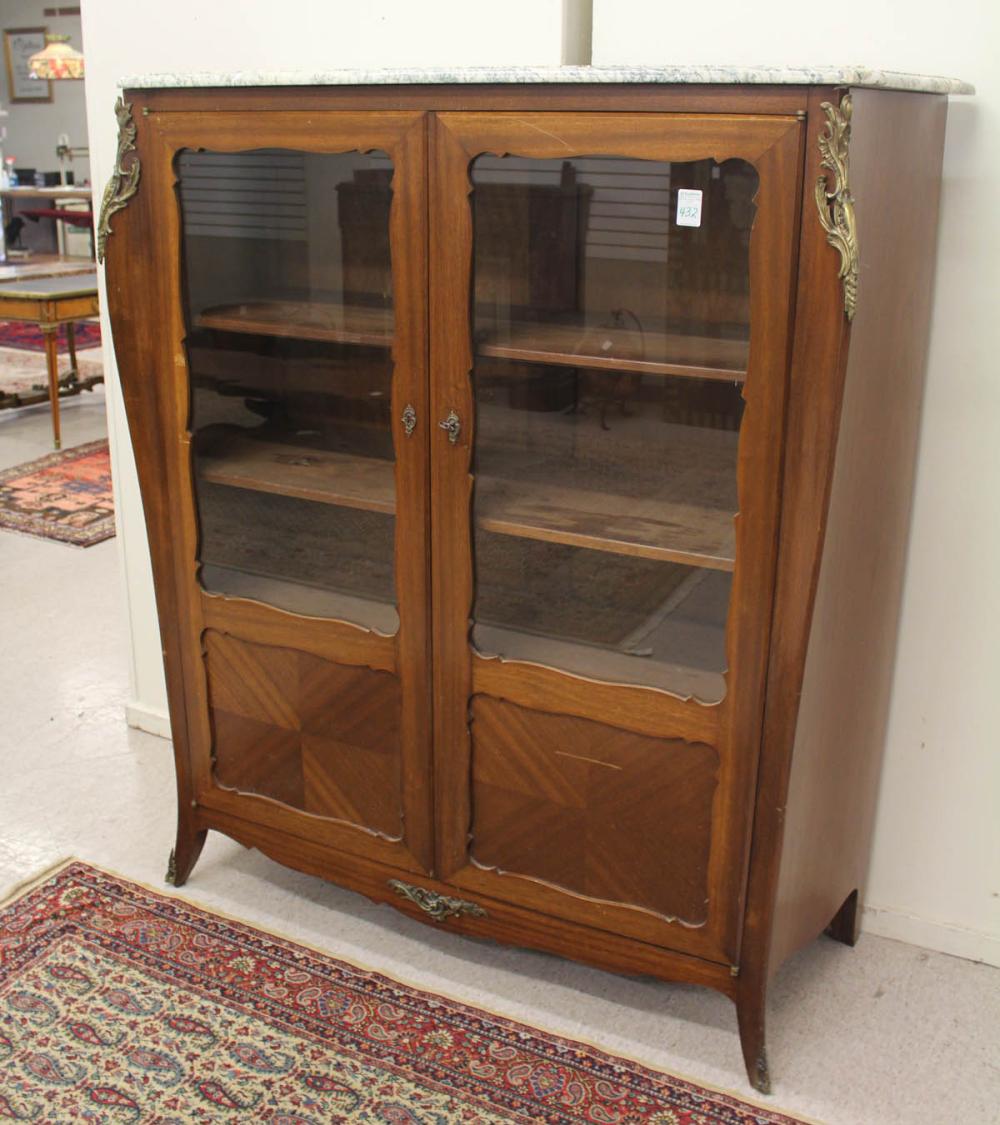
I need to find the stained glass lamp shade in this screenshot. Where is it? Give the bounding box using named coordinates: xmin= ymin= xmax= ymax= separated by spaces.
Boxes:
xmin=29 ymin=35 xmax=85 ymax=81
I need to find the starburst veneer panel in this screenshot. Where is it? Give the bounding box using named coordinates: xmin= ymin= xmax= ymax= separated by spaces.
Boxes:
xmin=470 ymin=696 xmax=718 ymax=924
xmin=205 ymin=630 xmax=403 ymax=838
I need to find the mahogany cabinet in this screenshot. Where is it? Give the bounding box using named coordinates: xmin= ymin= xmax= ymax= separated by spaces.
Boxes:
xmin=100 ymin=73 xmax=962 ymax=1091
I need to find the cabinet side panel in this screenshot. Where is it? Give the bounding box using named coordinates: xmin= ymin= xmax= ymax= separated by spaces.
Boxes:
xmin=103 ymin=93 xmax=195 ymax=804
xmin=769 ymin=90 xmax=948 ymax=972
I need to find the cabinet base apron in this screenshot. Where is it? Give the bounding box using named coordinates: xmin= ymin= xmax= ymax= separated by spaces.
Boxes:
xmin=180 ymin=814 xmax=771 ymax=1045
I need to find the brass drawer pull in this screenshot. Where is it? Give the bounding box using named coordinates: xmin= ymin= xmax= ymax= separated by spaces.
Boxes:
xmin=438 ymin=409 xmax=461 ymax=444
xmin=401 ymin=403 xmax=417 ymax=436
xmin=388 ymin=879 xmax=486 ymax=922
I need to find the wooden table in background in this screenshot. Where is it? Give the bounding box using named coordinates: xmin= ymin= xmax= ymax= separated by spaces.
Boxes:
xmin=0 ymin=269 xmax=100 ymax=449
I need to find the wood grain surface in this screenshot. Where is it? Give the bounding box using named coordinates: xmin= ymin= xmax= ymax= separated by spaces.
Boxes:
xmin=470 ymin=697 xmax=719 ymax=926
xmin=476 ymin=317 xmax=748 ymax=382
xmin=107 ymin=82 xmax=951 ymax=1093
xmin=197 ymin=300 xmax=393 ymax=346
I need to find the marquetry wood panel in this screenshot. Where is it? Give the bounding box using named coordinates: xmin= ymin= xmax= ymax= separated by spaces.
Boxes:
xmin=205 ymin=630 xmax=403 ymax=837
xmin=470 ymin=697 xmax=718 ymax=924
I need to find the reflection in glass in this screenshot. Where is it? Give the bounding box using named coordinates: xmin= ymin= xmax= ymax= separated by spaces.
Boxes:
xmin=178 ymin=149 xmax=398 ymax=632
xmin=470 ymin=155 xmax=757 ymax=701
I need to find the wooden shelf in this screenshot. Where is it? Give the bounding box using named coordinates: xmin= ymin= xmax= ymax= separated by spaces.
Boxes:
xmin=472 ymin=619 xmax=726 ymax=702
xmin=200 ymin=563 xmax=400 ymax=634
xmin=196 ymin=426 xmax=735 ymax=570
xmin=476 ymin=318 xmax=748 ymax=383
xmin=476 ymin=408 xmax=738 ymax=570
xmin=197 ymin=430 xmax=395 ymax=513
xmin=477 ymin=472 xmax=735 ymax=571
xmin=194 ymin=303 xmax=745 ymax=382
xmin=197 ymin=300 xmax=393 ymax=347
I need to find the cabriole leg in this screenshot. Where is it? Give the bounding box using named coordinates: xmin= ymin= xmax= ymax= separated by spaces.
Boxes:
xmin=826 ymin=888 xmax=862 ymax=946
xmin=167 ymin=817 xmax=207 ymax=887
xmin=736 ymin=979 xmax=771 ymax=1095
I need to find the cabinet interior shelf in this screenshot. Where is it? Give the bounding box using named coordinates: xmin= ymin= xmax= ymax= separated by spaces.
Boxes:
xmin=472 ymin=622 xmax=725 ymax=701
xmin=195 ymin=301 xmax=747 ymax=384
xmin=198 ymin=432 xmax=395 ymax=514
xmin=476 ymin=318 xmax=748 ymax=383
xmin=476 ymin=475 xmax=734 ymax=571
xmin=196 ymin=429 xmax=736 ymax=571
xmin=200 ymin=562 xmax=400 ymax=634
xmin=197 ymin=301 xmax=394 ymax=347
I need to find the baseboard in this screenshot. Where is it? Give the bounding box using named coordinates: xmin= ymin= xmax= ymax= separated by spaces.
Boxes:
xmin=124 ymin=701 xmax=172 ymax=740
xmin=862 ymin=902 xmax=1000 ymax=967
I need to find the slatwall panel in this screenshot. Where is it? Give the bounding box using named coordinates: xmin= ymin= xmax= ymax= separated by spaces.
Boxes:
xmin=181 ymin=151 xmax=676 ymax=257
xmin=178 ymin=150 xmax=396 ymax=243
xmin=473 ymin=155 xmax=676 ymax=264
xmin=178 ymin=150 xmax=308 ymax=242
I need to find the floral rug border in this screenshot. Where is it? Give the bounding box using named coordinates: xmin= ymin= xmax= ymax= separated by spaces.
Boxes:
xmin=0 ymin=858 xmax=813 ymax=1124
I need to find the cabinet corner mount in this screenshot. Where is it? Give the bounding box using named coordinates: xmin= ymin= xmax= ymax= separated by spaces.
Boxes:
xmin=96 ymin=95 xmax=142 ymax=264
xmin=814 ymin=92 xmax=859 ymax=322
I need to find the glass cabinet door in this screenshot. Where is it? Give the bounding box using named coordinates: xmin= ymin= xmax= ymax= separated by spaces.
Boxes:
xmin=154 ymin=111 xmax=431 ymax=873
xmin=431 ymin=112 xmax=802 ymax=962
xmin=179 ymin=148 xmax=400 ymax=634
xmin=469 ymin=152 xmax=755 ymax=703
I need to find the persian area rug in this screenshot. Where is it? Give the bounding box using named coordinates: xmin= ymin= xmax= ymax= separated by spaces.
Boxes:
xmin=0 ymin=319 xmax=102 ymax=353
xmin=0 ymin=440 xmax=114 ymax=547
xmin=0 ymin=861 xmax=809 ymax=1124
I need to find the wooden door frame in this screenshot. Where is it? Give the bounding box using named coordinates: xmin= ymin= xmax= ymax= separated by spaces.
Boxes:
xmin=140 ymin=109 xmax=435 ymax=874
xmin=429 ymin=110 xmax=804 ymax=964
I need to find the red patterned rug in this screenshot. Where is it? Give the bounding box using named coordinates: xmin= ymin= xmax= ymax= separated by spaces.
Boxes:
xmin=0 ymin=861 xmax=808 ymax=1123
xmin=0 ymin=319 xmax=101 ymax=352
xmin=0 ymin=440 xmax=114 ymax=546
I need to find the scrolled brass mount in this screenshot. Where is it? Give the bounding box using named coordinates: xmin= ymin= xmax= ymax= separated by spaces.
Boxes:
xmin=814 ymin=93 xmax=859 ymax=322
xmin=388 ymin=879 xmax=487 ymax=922
xmin=97 ymin=95 xmax=141 ymax=263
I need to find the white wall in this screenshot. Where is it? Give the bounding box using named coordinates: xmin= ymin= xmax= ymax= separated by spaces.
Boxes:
xmin=1 ymin=2 xmax=90 ymax=183
xmin=81 ymin=0 xmax=998 ymax=965
xmin=594 ymin=1 xmax=1000 ymax=965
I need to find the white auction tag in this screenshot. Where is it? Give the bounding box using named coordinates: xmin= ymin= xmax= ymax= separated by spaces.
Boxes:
xmin=676 ymin=188 xmax=703 ymax=228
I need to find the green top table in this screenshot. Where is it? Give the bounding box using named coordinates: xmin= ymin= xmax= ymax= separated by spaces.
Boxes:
xmin=0 ymin=268 xmax=100 ymax=448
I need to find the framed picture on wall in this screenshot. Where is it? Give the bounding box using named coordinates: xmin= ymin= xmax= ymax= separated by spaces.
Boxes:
xmin=4 ymin=27 xmax=52 ymax=103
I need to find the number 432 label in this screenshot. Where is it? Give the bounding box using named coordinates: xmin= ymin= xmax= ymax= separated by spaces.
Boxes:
xmin=676 ymin=188 xmax=703 ymax=228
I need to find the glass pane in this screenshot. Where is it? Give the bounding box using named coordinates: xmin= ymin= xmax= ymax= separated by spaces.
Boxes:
xmin=178 ymin=148 xmax=398 ymax=633
xmin=470 ymin=154 xmax=756 ymax=702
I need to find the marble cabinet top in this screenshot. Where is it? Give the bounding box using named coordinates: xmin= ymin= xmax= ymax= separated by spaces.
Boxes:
xmin=120 ymin=65 xmax=973 ymax=96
